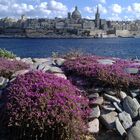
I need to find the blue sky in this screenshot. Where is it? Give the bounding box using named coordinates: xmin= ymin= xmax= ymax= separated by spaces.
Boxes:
xmin=1 ymin=0 xmax=140 ymax=20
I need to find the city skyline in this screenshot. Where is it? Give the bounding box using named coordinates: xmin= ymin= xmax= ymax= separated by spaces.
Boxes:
xmin=0 ymin=0 xmax=140 ymax=21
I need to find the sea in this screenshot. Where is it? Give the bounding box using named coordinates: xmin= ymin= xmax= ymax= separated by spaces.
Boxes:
xmin=0 ymin=38 xmax=140 ymax=59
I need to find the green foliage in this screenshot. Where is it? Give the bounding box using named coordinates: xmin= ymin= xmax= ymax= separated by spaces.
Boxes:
xmin=0 ymin=48 xmax=16 ymax=59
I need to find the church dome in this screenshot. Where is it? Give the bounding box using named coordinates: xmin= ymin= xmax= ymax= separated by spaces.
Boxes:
xmin=72 ymin=6 xmax=81 ymax=20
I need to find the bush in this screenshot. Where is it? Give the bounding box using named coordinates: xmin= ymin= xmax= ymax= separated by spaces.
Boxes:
xmin=0 ymin=48 xmax=16 ymax=59
xmin=0 ymin=58 xmax=29 ymax=78
xmin=63 ymin=56 xmax=140 ymax=89
xmin=1 ymin=71 xmax=90 ymax=140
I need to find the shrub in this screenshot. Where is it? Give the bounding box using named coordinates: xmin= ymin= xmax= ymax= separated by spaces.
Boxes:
xmin=0 ymin=48 xmax=16 ymax=59
xmin=1 ymin=71 xmax=90 ymax=140
xmin=63 ymin=56 xmax=140 ymax=89
xmin=0 ymin=58 xmax=29 ymax=78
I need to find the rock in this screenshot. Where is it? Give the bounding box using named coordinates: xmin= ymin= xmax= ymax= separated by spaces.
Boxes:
xmin=89 ymin=106 xmax=100 ymax=118
xmin=48 ymin=67 xmax=63 ymax=73
xmin=118 ymin=91 xmax=127 ymax=99
xmin=90 ymin=97 xmax=104 ymax=106
xmin=54 ymin=73 xmax=67 ymax=79
xmin=125 ymin=68 xmax=139 ymax=74
xmin=130 ymin=89 xmax=140 ymax=98
xmin=105 ymin=89 xmax=117 ymax=95
xmin=37 ymin=63 xmax=51 ymax=71
xmin=100 ymin=111 xmax=117 ymax=129
xmin=12 ymin=69 xmax=29 ymax=77
xmin=113 ymin=102 xmax=123 ymax=113
xmin=21 ymin=58 xmax=33 ymax=64
xmin=115 ymin=117 xmax=127 ymax=136
xmin=135 ymin=120 xmax=140 ymax=128
xmin=88 ymin=93 xmax=99 ymax=99
xmin=33 ymin=58 xmax=52 ymax=64
xmin=97 ymin=59 xmax=115 ymax=65
xmin=91 ymin=87 xmax=103 ymax=93
xmin=133 ymin=98 xmax=140 ymax=109
xmin=104 ymin=94 xmax=121 ymax=103
xmin=119 ymin=111 xmax=133 ymax=129
xmin=88 ymin=119 xmax=99 ymax=133
xmin=53 ymin=58 xmax=65 ymax=66
xmin=123 ymin=96 xmax=139 ymax=118
xmin=127 ymin=126 xmax=140 ymax=140
xmin=15 ymin=57 xmax=21 ymax=61
xmin=102 ymin=105 xmax=116 ymax=111
xmin=0 ymin=77 xmax=9 ymax=88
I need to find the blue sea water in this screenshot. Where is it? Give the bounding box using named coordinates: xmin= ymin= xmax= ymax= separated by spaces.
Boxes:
xmin=0 ymin=38 xmax=140 ymax=59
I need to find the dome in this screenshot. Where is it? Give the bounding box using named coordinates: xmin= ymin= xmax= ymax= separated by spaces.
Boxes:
xmin=72 ymin=6 xmax=81 ymax=20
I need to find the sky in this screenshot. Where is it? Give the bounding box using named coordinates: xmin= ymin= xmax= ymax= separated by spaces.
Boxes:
xmin=1 ymin=0 xmax=140 ymax=21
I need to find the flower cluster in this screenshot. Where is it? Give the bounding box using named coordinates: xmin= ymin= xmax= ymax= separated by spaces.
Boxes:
xmin=63 ymin=56 xmax=140 ymax=89
xmin=1 ymin=71 xmax=90 ymax=140
xmin=0 ymin=58 xmax=29 ymax=78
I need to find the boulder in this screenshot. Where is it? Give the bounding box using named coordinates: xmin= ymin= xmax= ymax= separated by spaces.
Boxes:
xmin=48 ymin=67 xmax=63 ymax=73
xmin=52 ymin=58 xmax=65 ymax=66
xmin=113 ymin=102 xmax=123 ymax=113
xmin=88 ymin=93 xmax=99 ymax=99
xmin=127 ymin=126 xmax=140 ymax=140
xmin=125 ymin=68 xmax=139 ymax=74
xmin=88 ymin=119 xmax=99 ymax=133
xmin=100 ymin=111 xmax=117 ymax=129
xmin=90 ymin=97 xmax=104 ymax=106
xmin=54 ymin=73 xmax=67 ymax=79
xmin=89 ymin=106 xmax=100 ymax=118
xmin=104 ymin=94 xmax=121 ymax=103
xmin=0 ymin=77 xmax=9 ymax=88
xmin=115 ymin=117 xmax=127 ymax=136
xmin=118 ymin=91 xmax=127 ymax=100
xmin=102 ymin=105 xmax=116 ymax=111
xmin=119 ymin=111 xmax=133 ymax=130
xmin=97 ymin=59 xmax=115 ymax=65
xmin=123 ymin=96 xmax=139 ymax=118
xmin=12 ymin=69 xmax=29 ymax=77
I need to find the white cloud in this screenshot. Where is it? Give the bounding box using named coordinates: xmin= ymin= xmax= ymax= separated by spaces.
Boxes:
xmin=111 ymin=4 xmax=122 ymax=14
xmin=84 ymin=6 xmax=93 ymax=13
xmin=84 ymin=4 xmax=107 ymax=15
xmin=108 ymin=13 xmax=122 ymax=21
xmin=0 ymin=0 xmax=68 ymax=18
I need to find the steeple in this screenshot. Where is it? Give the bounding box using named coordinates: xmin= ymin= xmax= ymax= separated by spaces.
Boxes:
xmin=97 ymin=5 xmax=99 ymax=14
xmin=95 ymin=5 xmax=100 ymax=29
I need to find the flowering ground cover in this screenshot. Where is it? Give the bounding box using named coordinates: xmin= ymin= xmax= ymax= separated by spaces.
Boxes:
xmin=0 ymin=58 xmax=29 ymax=78
xmin=63 ymin=56 xmax=140 ymax=89
xmin=0 ymin=71 xmax=90 ymax=140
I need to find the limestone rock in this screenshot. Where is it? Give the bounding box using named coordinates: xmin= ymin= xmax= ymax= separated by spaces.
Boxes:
xmin=88 ymin=119 xmax=99 ymax=133
xmin=118 ymin=91 xmax=127 ymax=99
xmin=90 ymin=97 xmax=104 ymax=105
xmin=104 ymin=94 xmax=121 ymax=103
xmin=115 ymin=117 xmax=127 ymax=136
xmin=113 ymin=102 xmax=123 ymax=113
xmin=119 ymin=111 xmax=133 ymax=130
xmin=89 ymin=106 xmax=100 ymax=118
xmin=100 ymin=111 xmax=117 ymax=129
xmin=53 ymin=58 xmax=65 ymax=66
xmin=125 ymin=68 xmax=139 ymax=74
xmin=97 ymin=59 xmax=115 ymax=65
xmin=88 ymin=93 xmax=99 ymax=99
xmin=54 ymin=73 xmax=67 ymax=79
xmin=123 ymin=96 xmax=139 ymax=118
xmin=127 ymin=126 xmax=140 ymax=140
xmin=48 ymin=67 xmax=63 ymax=73
xmin=12 ymin=69 xmax=29 ymax=77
